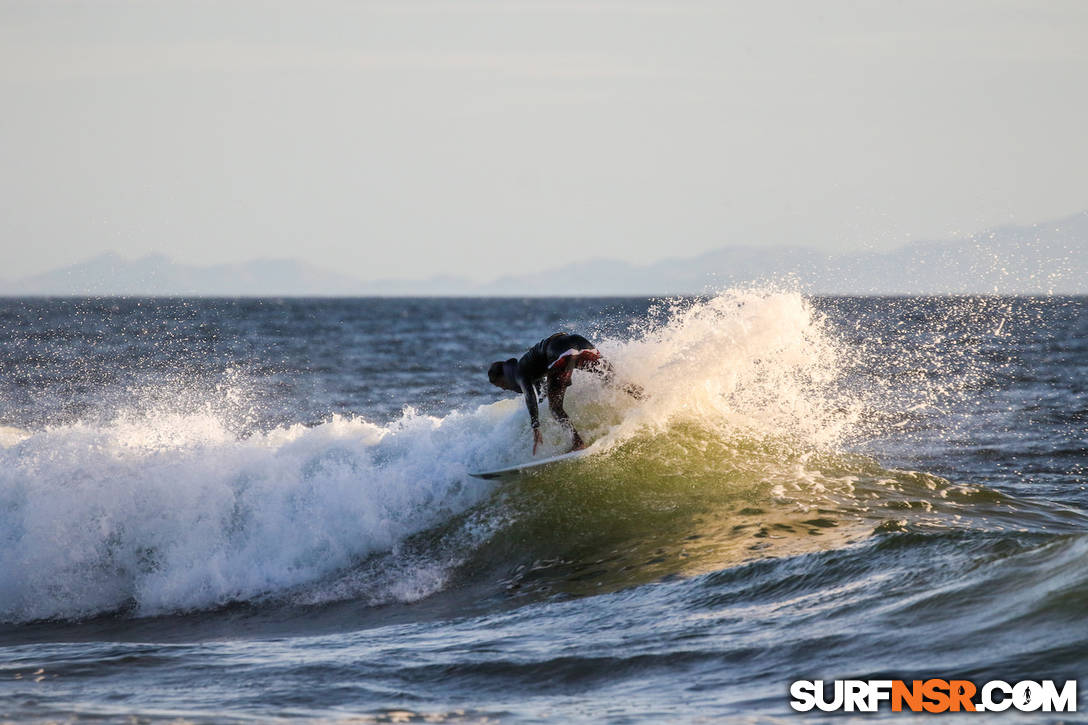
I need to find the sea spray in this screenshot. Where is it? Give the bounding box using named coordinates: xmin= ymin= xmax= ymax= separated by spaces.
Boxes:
xmin=589 ymin=287 xmax=856 ymax=450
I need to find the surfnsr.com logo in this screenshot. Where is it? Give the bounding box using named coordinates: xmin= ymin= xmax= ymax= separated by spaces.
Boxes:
xmin=790 ymin=679 xmax=1078 ymax=713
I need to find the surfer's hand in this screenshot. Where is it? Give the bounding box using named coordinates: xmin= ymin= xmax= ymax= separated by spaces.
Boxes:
xmin=532 ymin=428 xmax=543 ymax=455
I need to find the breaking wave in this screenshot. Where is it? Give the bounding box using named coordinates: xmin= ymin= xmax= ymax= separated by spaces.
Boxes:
xmin=3 ymin=288 xmax=1076 ymax=624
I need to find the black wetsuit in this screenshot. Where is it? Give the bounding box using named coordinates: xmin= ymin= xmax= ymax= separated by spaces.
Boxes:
xmin=501 ymin=333 xmax=600 ymax=431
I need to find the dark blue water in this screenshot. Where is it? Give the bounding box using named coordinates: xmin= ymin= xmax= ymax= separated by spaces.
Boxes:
xmin=1 ymin=293 xmax=1085 ymax=722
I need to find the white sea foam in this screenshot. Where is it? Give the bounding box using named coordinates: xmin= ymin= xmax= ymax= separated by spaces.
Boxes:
xmin=571 ymin=286 xmax=855 ymax=451
xmin=0 ymin=425 xmax=29 ymax=448
xmin=0 ymin=288 xmax=854 ymax=622
xmin=0 ymin=405 xmax=525 ymax=622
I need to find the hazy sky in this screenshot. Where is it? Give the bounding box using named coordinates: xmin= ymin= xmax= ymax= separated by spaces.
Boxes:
xmin=2 ymin=0 xmax=1086 ymax=281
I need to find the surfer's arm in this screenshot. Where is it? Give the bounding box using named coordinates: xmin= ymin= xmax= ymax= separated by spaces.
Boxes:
xmin=520 ymin=381 xmax=540 ymax=429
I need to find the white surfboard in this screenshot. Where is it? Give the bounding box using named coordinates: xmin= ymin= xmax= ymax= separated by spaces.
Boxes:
xmin=469 ymin=447 xmax=594 ymax=480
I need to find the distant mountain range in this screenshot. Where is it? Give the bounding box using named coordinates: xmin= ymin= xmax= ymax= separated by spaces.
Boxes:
xmin=3 ymin=211 xmax=1085 ymax=296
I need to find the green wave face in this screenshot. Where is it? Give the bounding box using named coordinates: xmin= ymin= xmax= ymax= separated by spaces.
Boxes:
xmin=446 ymin=418 xmax=1087 ymax=602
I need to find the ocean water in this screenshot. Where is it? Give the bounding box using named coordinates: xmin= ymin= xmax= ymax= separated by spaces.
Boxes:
xmin=0 ymin=291 xmax=1085 ymax=722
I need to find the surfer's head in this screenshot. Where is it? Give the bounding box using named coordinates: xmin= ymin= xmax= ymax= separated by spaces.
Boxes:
xmin=488 ymin=359 xmax=518 ymax=391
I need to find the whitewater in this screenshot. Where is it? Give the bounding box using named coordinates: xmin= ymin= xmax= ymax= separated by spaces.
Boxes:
xmin=1 ymin=290 xmax=1085 ymax=721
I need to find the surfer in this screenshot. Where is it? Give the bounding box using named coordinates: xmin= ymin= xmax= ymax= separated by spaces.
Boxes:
xmin=488 ymin=333 xmax=642 ymax=455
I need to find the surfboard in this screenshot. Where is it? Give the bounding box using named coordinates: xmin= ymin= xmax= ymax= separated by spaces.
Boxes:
xmin=469 ymin=447 xmax=593 ymax=480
